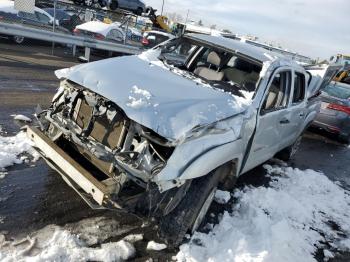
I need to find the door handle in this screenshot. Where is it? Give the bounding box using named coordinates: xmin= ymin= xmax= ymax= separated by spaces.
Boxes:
xmin=279 ymin=119 xmax=290 ymax=124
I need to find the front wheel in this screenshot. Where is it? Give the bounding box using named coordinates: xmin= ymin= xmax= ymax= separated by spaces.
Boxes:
xmin=109 ymin=0 xmax=118 ymax=10
xmin=158 ymin=169 xmax=222 ymax=246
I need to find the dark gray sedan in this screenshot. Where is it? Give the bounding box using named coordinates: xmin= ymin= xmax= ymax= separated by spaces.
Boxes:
xmin=313 ymin=81 xmax=350 ymax=143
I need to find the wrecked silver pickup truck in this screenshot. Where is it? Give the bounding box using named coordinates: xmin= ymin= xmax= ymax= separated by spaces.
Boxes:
xmin=26 ymin=34 xmax=338 ymax=245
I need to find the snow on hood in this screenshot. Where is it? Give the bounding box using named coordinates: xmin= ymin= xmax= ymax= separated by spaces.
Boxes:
xmin=55 ymin=55 xmax=250 ymax=141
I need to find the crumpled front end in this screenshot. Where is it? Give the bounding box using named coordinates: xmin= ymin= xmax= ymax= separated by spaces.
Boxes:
xmin=29 ymin=79 xmax=244 ymax=213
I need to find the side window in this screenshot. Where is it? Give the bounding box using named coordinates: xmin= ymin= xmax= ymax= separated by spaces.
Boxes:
xmin=36 ymin=12 xmax=50 ymax=24
xmin=18 ymin=11 xmax=37 ymax=21
xmin=262 ymin=71 xmax=292 ymax=113
xmin=292 ymin=72 xmax=305 ymax=104
xmin=107 ymin=29 xmax=123 ymax=41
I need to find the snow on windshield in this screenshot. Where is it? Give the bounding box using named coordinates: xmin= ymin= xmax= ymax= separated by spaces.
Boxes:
xmin=176 ymin=165 xmax=350 ymax=262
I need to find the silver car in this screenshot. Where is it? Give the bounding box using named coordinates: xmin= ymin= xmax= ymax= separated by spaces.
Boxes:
xmin=26 ymin=34 xmax=334 ymax=246
xmin=312 ymin=81 xmax=350 ymax=143
xmin=117 ymin=0 xmax=145 ymax=15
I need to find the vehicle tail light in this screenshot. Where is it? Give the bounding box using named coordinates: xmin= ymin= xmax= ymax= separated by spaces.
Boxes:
xmin=73 ymin=28 xmax=80 ymax=35
xmin=142 ymin=37 xmax=149 ymax=45
xmin=327 ymin=103 xmax=350 ymax=115
xmin=94 ymin=33 xmax=105 ymax=40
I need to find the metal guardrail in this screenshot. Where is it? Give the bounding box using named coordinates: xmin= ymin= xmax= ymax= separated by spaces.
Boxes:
xmin=0 ymin=22 xmax=143 ymax=55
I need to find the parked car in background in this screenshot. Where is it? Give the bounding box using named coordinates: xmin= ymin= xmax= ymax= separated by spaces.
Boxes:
xmin=74 ymin=20 xmax=142 ymax=43
xmin=117 ymin=0 xmax=146 ymax=15
xmin=0 ymin=0 xmax=68 ymax=44
xmin=44 ymin=8 xmax=83 ymax=32
xmin=312 ymin=81 xmax=350 ymax=143
xmin=142 ymin=30 xmax=174 ymax=48
xmin=71 ymin=0 xmax=118 ymax=10
xmin=27 ymin=34 xmax=337 ymax=246
xmin=334 ymin=67 xmax=350 ymax=85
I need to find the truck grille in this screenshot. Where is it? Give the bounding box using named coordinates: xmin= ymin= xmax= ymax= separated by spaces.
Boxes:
xmin=73 ymin=98 xmax=126 ymax=150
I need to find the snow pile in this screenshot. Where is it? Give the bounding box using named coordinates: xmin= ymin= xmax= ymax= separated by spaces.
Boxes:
xmin=177 ymin=165 xmax=350 ymax=262
xmin=127 ymin=85 xmax=153 ymax=109
xmin=146 ymin=241 xmax=167 ymax=251
xmin=0 ymin=217 xmax=139 ymax=262
xmin=214 ymin=190 xmax=231 ymax=204
xmin=0 ymin=131 xmax=39 ymax=171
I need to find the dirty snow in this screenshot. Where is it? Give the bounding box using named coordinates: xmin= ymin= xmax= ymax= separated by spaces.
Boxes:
xmin=12 ymin=114 xmax=32 ymax=122
xmin=0 ymin=217 xmax=139 ymax=262
xmin=146 ymin=241 xmax=167 ymax=251
xmin=0 ymin=131 xmax=39 ymax=171
xmin=214 ymin=190 xmax=231 ymax=204
xmin=177 ymin=165 xmax=350 ymax=262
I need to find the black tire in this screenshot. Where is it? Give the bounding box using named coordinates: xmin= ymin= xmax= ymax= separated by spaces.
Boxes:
xmin=136 ymin=7 xmax=143 ymax=16
xmin=338 ymin=134 xmax=350 ymax=144
xmin=158 ymin=169 xmax=222 ymax=247
xmin=109 ymin=0 xmax=118 ymax=10
xmin=276 ymin=135 xmax=302 ymax=161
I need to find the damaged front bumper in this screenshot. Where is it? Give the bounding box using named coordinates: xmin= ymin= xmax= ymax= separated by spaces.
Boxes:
xmin=27 ymin=126 xmax=123 ymax=209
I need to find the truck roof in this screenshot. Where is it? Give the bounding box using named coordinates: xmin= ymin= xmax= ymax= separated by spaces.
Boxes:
xmin=186 ymin=33 xmax=283 ymax=63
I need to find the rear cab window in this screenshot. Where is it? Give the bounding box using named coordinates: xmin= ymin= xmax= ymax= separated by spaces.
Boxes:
xmin=292 ymin=72 xmax=306 ymax=104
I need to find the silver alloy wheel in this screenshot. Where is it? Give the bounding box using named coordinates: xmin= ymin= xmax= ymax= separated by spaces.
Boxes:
xmin=13 ymin=35 xmax=24 ymax=44
xmin=191 ymin=188 xmax=216 ymax=234
xmin=84 ymin=0 xmax=93 ymax=6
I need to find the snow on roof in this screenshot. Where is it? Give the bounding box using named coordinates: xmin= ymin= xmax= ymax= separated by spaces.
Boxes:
xmin=187 ymin=33 xmax=284 ymax=63
xmin=0 ymin=0 xmax=18 ymax=14
xmin=76 ymin=21 xmax=118 ymax=36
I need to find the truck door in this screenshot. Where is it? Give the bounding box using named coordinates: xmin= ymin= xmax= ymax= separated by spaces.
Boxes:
xmin=243 ymin=69 xmax=293 ymax=171
xmin=285 ymin=71 xmax=307 ymax=145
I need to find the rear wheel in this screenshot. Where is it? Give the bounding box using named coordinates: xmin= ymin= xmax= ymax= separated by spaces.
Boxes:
xmin=13 ymin=35 xmax=25 ymax=44
xmin=158 ymin=169 xmax=222 ymax=247
xmin=109 ymin=0 xmax=118 ymax=10
xmin=339 ymin=134 xmax=350 ymax=144
xmin=276 ymin=135 xmax=302 ymax=161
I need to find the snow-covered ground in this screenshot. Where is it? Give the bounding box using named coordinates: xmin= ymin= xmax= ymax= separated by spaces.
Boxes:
xmin=177 ymin=165 xmax=350 ymax=262
xmin=1 ymin=129 xmax=349 ymax=261
xmin=0 ymin=217 xmax=139 ymax=262
xmin=0 ymin=131 xmax=39 ymax=173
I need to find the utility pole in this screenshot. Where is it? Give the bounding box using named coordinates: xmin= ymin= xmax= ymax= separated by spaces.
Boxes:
xmin=51 ymin=0 xmax=57 ymax=55
xmin=161 ymin=0 xmax=165 ymax=15
xmin=185 ymin=9 xmax=189 ymax=24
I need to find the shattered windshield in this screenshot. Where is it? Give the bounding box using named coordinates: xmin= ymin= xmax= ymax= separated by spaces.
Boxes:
xmin=158 ymin=37 xmax=262 ymax=99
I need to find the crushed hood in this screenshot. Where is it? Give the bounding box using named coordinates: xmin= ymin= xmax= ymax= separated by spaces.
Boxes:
xmin=55 ymin=55 xmax=249 ymax=141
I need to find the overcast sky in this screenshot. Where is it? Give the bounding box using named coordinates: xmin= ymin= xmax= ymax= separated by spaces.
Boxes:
xmin=145 ymin=0 xmax=348 ymax=59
